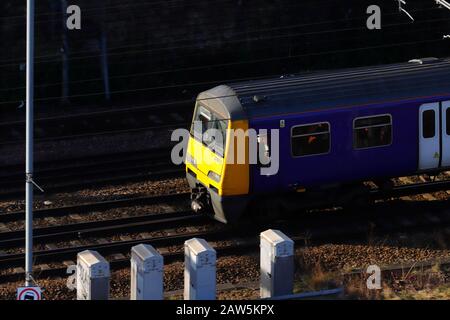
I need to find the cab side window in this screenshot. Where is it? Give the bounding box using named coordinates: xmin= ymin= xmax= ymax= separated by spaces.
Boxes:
xmin=353 ymin=115 xmax=392 ymax=149
xmin=291 ymin=122 xmax=330 ymax=157
xmin=191 ymin=105 xmax=228 ymax=157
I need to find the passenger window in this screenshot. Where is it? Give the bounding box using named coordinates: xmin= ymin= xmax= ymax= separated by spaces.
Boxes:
xmin=292 ymin=123 xmax=330 ymax=157
xmin=446 ymin=108 xmax=450 ymax=136
xmin=353 ymin=115 xmax=392 ymax=149
xmin=422 ymin=110 xmax=435 ymax=139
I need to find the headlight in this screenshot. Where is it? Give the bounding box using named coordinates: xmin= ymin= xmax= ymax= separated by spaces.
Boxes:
xmin=185 ymin=153 xmax=197 ymax=167
xmin=208 ymin=171 xmax=221 ymax=182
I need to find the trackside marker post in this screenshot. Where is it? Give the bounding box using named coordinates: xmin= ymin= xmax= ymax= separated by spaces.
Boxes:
xmin=260 ymin=229 xmax=294 ymax=298
xmin=130 ymin=244 xmax=164 ymax=300
xmin=76 ymin=250 xmax=110 ymax=300
xmin=184 ymin=238 xmax=216 ymax=300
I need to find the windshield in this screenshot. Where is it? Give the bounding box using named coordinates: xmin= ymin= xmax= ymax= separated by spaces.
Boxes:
xmin=191 ymin=104 xmax=228 ymax=157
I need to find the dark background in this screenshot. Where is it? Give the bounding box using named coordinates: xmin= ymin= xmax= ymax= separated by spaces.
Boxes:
xmin=0 ymin=0 xmax=449 ymax=118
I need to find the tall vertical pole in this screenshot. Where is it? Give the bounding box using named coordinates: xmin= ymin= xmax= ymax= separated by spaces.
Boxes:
xmin=100 ymin=3 xmax=110 ymax=101
xmin=100 ymin=33 xmax=111 ymax=101
xmin=25 ymin=0 xmax=35 ymax=287
xmin=61 ymin=0 xmax=70 ymax=104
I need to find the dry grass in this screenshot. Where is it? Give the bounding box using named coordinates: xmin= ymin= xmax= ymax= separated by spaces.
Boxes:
xmin=392 ymin=285 xmax=450 ymax=300
xmin=296 ymin=264 xmax=340 ymax=293
xmin=295 ymin=240 xmax=450 ymax=300
xmin=342 ymin=263 xmax=449 ymax=300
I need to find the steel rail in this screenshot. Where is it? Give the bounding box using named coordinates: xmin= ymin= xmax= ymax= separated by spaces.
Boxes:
xmin=0 ymin=148 xmax=174 ymax=180
xmin=0 ymin=168 xmax=184 ymax=200
xmin=0 ymin=121 xmax=190 ymax=147
xmin=0 ymin=192 xmax=190 ymax=223
xmin=0 ymin=229 xmax=230 ymax=269
xmin=370 ymin=178 xmax=450 ymax=199
xmin=0 ymin=210 xmax=204 ymax=248
xmin=0 ymin=236 xmax=254 ymax=283
xmin=1 ymin=205 xmax=450 ymax=283
xmin=1 ymin=197 xmax=450 ymax=270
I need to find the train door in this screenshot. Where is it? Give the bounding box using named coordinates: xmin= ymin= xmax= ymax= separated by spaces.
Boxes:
xmin=418 ymin=102 xmax=450 ymax=170
xmin=419 ymin=103 xmax=440 ymax=170
xmin=442 ymin=101 xmax=450 ymax=167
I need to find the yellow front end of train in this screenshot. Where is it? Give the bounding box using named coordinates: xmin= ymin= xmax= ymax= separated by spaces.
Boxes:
xmin=185 ymin=100 xmax=250 ymax=223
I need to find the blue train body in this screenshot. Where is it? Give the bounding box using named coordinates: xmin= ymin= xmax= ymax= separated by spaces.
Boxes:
xmin=250 ymin=96 xmax=450 ymax=194
xmin=186 ymin=57 xmax=450 ymax=223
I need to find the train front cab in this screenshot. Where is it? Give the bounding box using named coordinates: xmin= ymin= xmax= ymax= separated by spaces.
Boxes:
xmin=185 ymin=101 xmax=250 ymax=224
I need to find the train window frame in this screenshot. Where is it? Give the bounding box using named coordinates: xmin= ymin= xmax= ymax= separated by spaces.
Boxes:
xmin=190 ymin=103 xmax=229 ymax=158
xmin=290 ymin=121 xmax=331 ymax=158
xmin=352 ymin=114 xmax=393 ymax=150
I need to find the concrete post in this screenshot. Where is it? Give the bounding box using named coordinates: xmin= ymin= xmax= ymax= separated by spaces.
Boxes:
xmin=130 ymin=244 xmax=164 ymax=300
xmin=184 ymin=238 xmax=216 ymax=300
xmin=76 ymin=250 xmax=110 ymax=300
xmin=260 ymin=229 xmax=294 ymax=298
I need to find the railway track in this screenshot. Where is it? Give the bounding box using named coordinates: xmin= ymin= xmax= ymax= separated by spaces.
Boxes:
xmin=1 ymin=194 xmax=449 ymax=283
xmin=0 ymin=102 xmax=192 ymax=146
xmin=0 ymin=148 xmax=184 ymax=199
xmin=0 ymin=210 xmax=204 ymax=249
xmin=0 ymin=173 xmax=448 ymax=284
xmin=0 ymin=192 xmax=190 ymax=223
xmin=371 ymin=174 xmax=450 ymax=200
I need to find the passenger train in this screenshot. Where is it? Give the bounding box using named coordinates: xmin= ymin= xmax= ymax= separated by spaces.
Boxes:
xmin=185 ymin=57 xmax=450 ymax=223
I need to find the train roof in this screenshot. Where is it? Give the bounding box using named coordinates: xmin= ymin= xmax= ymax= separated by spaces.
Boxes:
xmin=197 ymin=57 xmax=450 ymax=121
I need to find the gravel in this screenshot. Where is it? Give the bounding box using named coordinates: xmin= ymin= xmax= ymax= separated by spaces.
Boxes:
xmin=0 ymin=173 xmax=449 ymax=299
xmin=0 ymin=255 xmax=260 ymax=300
xmin=1 ymin=230 xmax=450 ymax=300
xmin=0 ymin=177 xmax=190 ymax=213
xmin=6 ymin=202 xmax=191 ymax=231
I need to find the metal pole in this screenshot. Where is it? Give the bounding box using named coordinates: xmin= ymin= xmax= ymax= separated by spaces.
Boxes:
xmin=61 ymin=0 xmax=70 ymax=104
xmin=100 ymin=33 xmax=111 ymax=101
xmin=25 ymin=0 xmax=35 ymax=287
xmin=100 ymin=3 xmax=110 ymax=101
